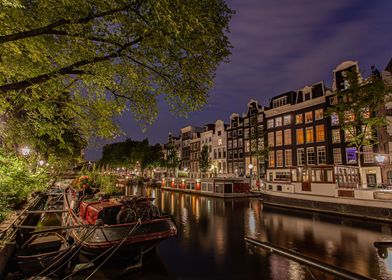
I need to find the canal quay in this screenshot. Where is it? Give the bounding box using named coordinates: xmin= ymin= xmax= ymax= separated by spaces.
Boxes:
xmin=66 ymin=186 xmax=392 ymax=279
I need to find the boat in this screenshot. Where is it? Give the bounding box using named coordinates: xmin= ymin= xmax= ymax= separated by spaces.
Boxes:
xmin=63 ymin=187 xmax=177 ymax=257
xmin=15 ymin=232 xmax=70 ymax=274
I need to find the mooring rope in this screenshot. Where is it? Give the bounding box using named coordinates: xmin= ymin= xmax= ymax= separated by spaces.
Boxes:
xmin=62 ymin=219 xmax=142 ymax=280
xmin=33 ymin=224 xmax=100 ymax=279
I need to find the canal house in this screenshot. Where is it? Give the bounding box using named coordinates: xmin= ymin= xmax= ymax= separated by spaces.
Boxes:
xmin=265 ymin=61 xmax=385 ymax=199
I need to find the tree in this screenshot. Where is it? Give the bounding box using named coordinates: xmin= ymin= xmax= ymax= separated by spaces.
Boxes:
xmin=165 ymin=142 xmax=180 ymax=177
xmin=328 ymin=68 xmax=392 ymax=181
xmin=249 ymin=115 xmax=268 ymax=179
xmin=199 ymin=145 xmax=211 ymax=177
xmin=0 ymin=0 xmax=233 ymax=159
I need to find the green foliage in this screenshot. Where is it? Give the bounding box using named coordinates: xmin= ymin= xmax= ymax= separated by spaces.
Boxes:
xmin=0 ymin=148 xmax=48 ymax=221
xmin=82 ymin=169 xmax=119 ymax=195
xmin=0 ymin=1 xmax=233 ymax=156
xmin=327 ymin=70 xmax=392 ymax=167
xmin=99 ymin=138 xmax=163 ymax=173
xmin=199 ymin=145 xmax=211 ymax=173
xmin=249 ymin=117 xmax=268 ymax=177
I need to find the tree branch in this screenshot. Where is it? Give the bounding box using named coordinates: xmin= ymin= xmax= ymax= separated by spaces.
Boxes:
xmin=0 ymin=36 xmax=144 ymax=93
xmin=0 ymin=4 xmax=146 ymax=44
xmin=45 ymin=30 xmax=123 ymax=47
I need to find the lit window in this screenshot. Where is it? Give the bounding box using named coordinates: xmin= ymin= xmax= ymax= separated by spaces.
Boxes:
xmin=315 ymin=109 xmax=323 ymax=120
xmin=296 ymin=129 xmax=304 ymax=144
xmin=363 ymin=146 xmax=374 ymax=163
xmin=307 ymin=147 xmax=315 ymax=165
xmin=228 ymin=140 xmax=232 ymax=149
xmin=268 ymin=132 xmax=274 ymax=147
xmin=285 ymin=149 xmax=292 ymax=166
xmin=245 ymin=140 xmax=250 ymax=152
xmin=276 ymin=150 xmax=283 ymax=167
xmin=233 ymin=140 xmax=237 ymax=148
xmin=276 ymin=131 xmax=283 ymax=146
xmin=345 ymin=147 xmax=357 ymax=164
xmin=331 ymin=113 xmax=339 ymax=126
xmin=345 ymin=128 xmax=355 ymax=142
xmin=269 ymin=151 xmax=275 ymax=167
xmin=333 ymin=148 xmax=342 ymax=164
xmin=267 ymin=119 xmax=274 ymax=129
xmin=244 ymin=128 xmax=249 ymax=139
xmin=297 ymin=149 xmax=305 ymax=166
xmin=315 ymin=125 xmax=325 ymax=142
xmin=244 ymin=118 xmax=249 ymax=126
xmin=332 ymin=129 xmax=340 ymax=144
xmin=362 ymin=125 xmax=372 ymax=139
xmin=296 ymin=114 xmax=303 ymax=124
xmin=275 ymin=117 xmax=282 ymax=127
xmin=363 ymin=108 xmax=370 ymax=119
xmin=284 ymin=129 xmax=291 ymax=145
xmin=344 ymin=111 xmax=355 ymax=123
xmin=218 ymin=139 xmax=222 ymax=146
xmin=238 ymin=138 xmax=243 ymax=148
xmin=283 ymin=115 xmax=291 ymax=125
xmin=305 ymin=111 xmax=313 ymax=123
xmin=317 ymin=146 xmax=326 ymax=165
xmin=306 ymin=127 xmax=314 ymax=143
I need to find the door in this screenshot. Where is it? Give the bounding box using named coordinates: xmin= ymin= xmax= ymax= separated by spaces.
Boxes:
xmin=366 ymin=174 xmax=377 ymax=188
xmin=302 ymin=168 xmax=311 ymax=191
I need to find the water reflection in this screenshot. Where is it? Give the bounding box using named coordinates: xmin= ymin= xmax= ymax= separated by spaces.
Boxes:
xmin=245 ymin=200 xmax=392 ymax=279
xmin=38 ymin=185 xmax=392 ymax=279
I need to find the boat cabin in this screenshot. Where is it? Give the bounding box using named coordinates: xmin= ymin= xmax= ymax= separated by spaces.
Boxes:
xmin=79 ymin=200 xmax=122 ymax=225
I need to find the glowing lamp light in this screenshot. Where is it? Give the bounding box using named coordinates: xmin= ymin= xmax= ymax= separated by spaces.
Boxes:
xmin=38 ymin=160 xmax=45 ymax=166
xmin=21 ymin=146 xmax=31 ymax=156
xmin=248 ymin=163 xmax=254 ymax=170
xmin=375 ymin=155 xmax=386 ymax=164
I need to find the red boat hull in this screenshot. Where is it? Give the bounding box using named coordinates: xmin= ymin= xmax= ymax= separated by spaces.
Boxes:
xmin=63 ymin=189 xmax=177 ymax=257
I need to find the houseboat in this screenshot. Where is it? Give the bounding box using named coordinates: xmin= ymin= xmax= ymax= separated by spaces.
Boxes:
xmin=63 ymin=188 xmax=177 ymax=257
xmin=261 ymin=165 xmax=392 ymax=222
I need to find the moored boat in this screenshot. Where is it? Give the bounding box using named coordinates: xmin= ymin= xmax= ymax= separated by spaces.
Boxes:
xmin=63 ymin=187 xmax=177 ymax=257
xmin=15 ymin=232 xmax=70 ymax=274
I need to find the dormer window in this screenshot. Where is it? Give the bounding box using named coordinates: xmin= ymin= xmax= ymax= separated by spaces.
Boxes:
xmin=272 ymin=97 xmax=287 ymax=108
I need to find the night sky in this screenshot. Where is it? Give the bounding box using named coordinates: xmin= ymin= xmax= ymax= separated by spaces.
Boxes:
xmin=85 ymin=0 xmax=392 ymax=160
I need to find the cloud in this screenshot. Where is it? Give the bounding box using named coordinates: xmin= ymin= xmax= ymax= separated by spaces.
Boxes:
xmin=85 ymin=0 xmax=392 ymax=160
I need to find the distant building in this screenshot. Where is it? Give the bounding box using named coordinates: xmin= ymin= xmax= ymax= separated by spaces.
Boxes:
xmin=212 ymin=120 xmax=228 ymax=176
xmin=180 ymin=125 xmax=204 ymax=174
xmin=227 ymin=113 xmax=244 ymax=177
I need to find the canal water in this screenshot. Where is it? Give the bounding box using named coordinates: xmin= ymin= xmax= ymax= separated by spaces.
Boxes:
xmin=32 ymin=186 xmax=392 ymax=279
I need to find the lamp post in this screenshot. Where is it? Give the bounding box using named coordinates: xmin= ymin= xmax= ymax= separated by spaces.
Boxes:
xmin=21 ymin=146 xmax=31 ymax=156
xmin=248 ymin=163 xmax=254 ymax=189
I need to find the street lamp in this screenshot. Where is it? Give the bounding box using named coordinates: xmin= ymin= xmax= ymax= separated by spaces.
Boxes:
xmin=375 ymin=155 xmax=386 ymax=164
xmin=248 ymin=163 xmax=254 ymax=189
xmin=21 ymin=146 xmax=31 ymax=156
